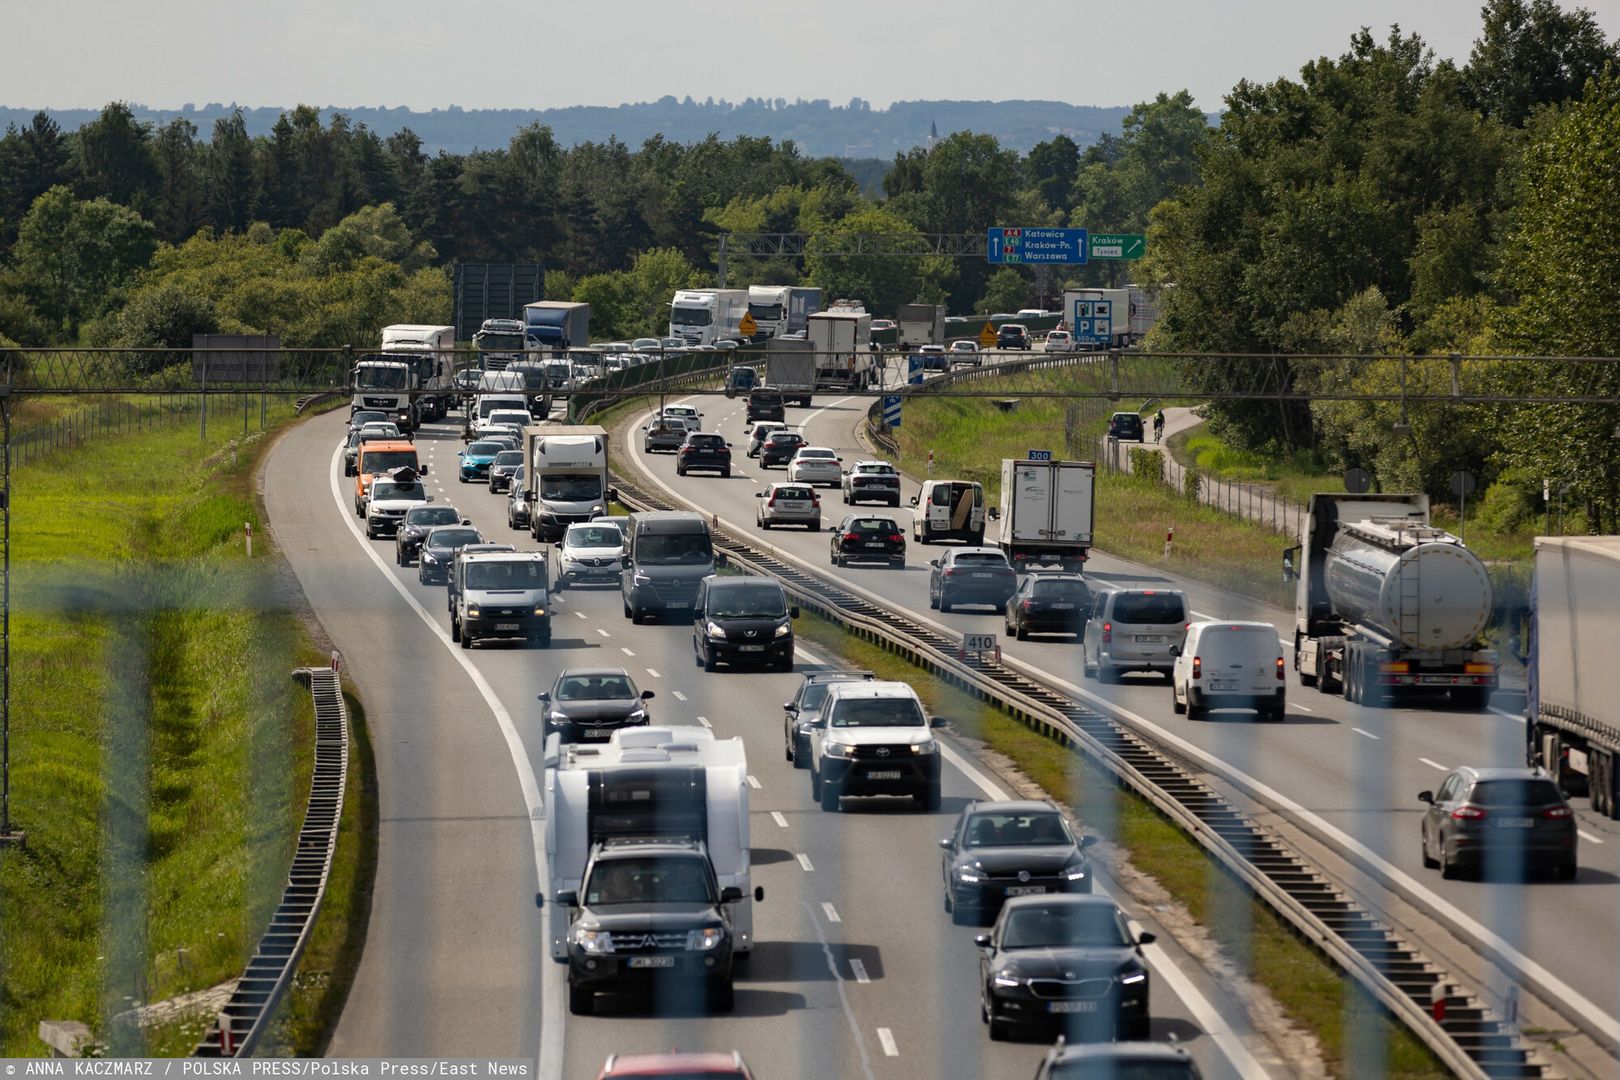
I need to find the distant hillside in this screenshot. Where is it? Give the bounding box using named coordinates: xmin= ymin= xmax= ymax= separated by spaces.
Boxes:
xmin=0 ymin=97 xmax=1131 ymax=157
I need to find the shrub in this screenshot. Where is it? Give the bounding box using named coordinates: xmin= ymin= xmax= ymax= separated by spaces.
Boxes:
xmin=1475 ymin=470 xmax=1539 ymax=534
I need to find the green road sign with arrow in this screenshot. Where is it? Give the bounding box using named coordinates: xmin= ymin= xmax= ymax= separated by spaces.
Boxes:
xmin=1087 ymin=233 xmax=1146 ymax=260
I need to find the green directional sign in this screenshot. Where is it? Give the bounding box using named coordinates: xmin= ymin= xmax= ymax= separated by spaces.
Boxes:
xmin=1088 ymin=233 xmax=1146 ymax=260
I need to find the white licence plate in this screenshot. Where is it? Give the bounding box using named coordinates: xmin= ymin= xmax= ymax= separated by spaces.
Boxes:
xmin=1049 ymin=1000 xmax=1099 ymax=1014
xmin=1005 ymin=885 xmax=1047 ymax=897
xmin=628 ymin=956 xmax=675 ymax=969
xmin=1051 ymin=603 xmax=1075 ymax=609
xmin=780 ymin=503 xmax=807 ymax=511
xmin=864 ymin=542 xmax=887 ymax=548
xmin=739 ymin=645 xmax=765 ymax=652
xmin=1210 ymin=679 xmax=1238 ymax=691
xmin=971 ymin=572 xmax=993 ymax=579
xmin=665 ymin=601 xmax=686 ymax=609
xmin=496 ymin=623 xmax=520 ymax=631
xmin=866 ymin=769 xmax=903 ymax=780
xmin=1497 ymin=818 xmax=1534 ymax=828
xmin=1135 ymin=635 xmax=1164 ymax=643
xmin=581 ymin=728 xmax=611 ymax=740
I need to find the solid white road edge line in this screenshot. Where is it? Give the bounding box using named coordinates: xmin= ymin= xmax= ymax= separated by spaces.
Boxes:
xmin=327 ymin=442 xmax=563 ymax=1080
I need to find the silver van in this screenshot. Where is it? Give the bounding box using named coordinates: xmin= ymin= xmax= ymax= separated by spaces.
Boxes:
xmin=621 ymin=511 xmax=723 ymax=623
xmin=451 ymin=550 xmax=550 ymax=648
xmin=1081 ymin=588 xmax=1189 ymax=682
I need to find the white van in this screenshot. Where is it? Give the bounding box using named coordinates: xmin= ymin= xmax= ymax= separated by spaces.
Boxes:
xmin=910 ymin=480 xmax=985 ymax=544
xmin=1171 ymin=621 xmax=1286 ymax=722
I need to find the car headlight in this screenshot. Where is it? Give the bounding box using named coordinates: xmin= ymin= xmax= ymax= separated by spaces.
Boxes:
xmin=1063 ymin=863 xmax=1089 ymax=882
xmin=634 ymin=573 xmax=651 ymax=585
xmin=911 ymin=740 xmax=939 ymax=755
xmin=466 ymin=605 xmax=481 ymax=618
xmin=421 ymin=551 xmax=438 ymax=564
xmin=822 ymin=740 xmax=854 ymax=758
xmin=706 ymin=620 xmax=727 ymax=638
xmin=992 ymin=972 xmax=1023 ymax=989
xmin=1120 ymin=971 xmax=1148 ymax=986
xmin=773 ymin=621 xmax=791 ymax=638
xmin=687 ymin=927 xmax=725 ymax=951
xmin=628 ymin=708 xmax=647 ymax=722
xmin=956 ymin=865 xmax=986 ymax=883
xmin=532 ymin=605 xmax=546 ymax=616
xmin=573 ymin=929 xmax=614 ymax=954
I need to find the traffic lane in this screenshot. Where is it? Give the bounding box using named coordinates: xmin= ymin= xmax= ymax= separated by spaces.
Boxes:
xmin=264 ymin=409 xmax=545 ymax=1057
xmin=636 ymin=398 xmax=1620 ymax=1026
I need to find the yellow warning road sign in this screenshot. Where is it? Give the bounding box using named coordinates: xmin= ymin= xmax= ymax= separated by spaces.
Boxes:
xmin=978 ymin=322 xmax=997 ymax=348
xmin=739 ymin=312 xmax=759 ymax=338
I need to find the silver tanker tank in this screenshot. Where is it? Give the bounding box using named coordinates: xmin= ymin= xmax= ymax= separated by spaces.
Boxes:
xmin=1323 ymin=522 xmax=1493 ymax=650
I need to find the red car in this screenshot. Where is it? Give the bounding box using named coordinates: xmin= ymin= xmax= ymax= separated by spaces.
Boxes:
xmin=596 ymin=1050 xmax=754 ymax=1079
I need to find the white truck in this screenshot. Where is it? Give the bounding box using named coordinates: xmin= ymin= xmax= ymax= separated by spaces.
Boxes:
xmin=896 ymin=303 xmax=946 ymax=351
xmin=526 ymin=424 xmax=612 ymax=541
xmin=541 ymin=725 xmax=758 ymax=961
xmin=807 ymin=310 xmax=876 ymax=391
xmin=763 ymin=338 xmax=816 ymax=408
xmin=1526 ymin=536 xmax=1620 ymax=818
xmin=1285 ymin=493 xmax=1498 ymax=708
xmin=473 ymin=318 xmax=527 ymax=371
xmin=351 ymin=356 xmax=415 ymax=431
xmin=380 ymin=323 xmax=456 ymax=424
xmin=670 ymin=289 xmax=748 ymax=346
xmin=746 ymin=285 xmax=822 ymax=341
xmin=992 ymin=458 xmax=1096 ymax=572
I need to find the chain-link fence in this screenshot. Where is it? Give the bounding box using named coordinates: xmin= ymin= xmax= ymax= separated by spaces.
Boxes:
xmin=1095 ymin=434 xmax=1307 ymax=541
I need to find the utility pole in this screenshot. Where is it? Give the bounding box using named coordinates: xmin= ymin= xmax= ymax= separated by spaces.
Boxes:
xmin=1 ymin=381 xmax=21 ymax=845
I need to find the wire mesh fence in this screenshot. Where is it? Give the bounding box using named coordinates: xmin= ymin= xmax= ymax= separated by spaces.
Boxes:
xmin=1094 ymin=434 xmax=1307 ymax=541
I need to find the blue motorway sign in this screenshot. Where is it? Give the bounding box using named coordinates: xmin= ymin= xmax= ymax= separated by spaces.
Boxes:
xmin=987 ymin=227 xmax=1089 ymax=265
xmin=883 ymin=394 xmax=902 ymax=428
xmin=1068 ymin=297 xmax=1115 ymax=346
xmin=1027 ymin=449 xmax=1052 ymax=461
xmin=907 ymin=354 xmax=925 ymax=386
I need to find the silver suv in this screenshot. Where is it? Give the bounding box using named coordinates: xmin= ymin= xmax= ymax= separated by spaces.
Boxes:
xmin=1081 ymin=589 xmax=1189 ymax=682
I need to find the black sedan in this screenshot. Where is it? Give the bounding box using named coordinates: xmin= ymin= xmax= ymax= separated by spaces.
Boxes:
xmin=759 ymin=430 xmax=808 ymax=468
xmin=941 ymin=800 xmax=1096 ymax=925
xmin=1004 ymin=574 xmax=1091 ymax=640
xmin=488 ymin=450 xmax=524 ymax=493
xmin=539 ymin=668 xmax=654 ymax=743
xmin=394 ymin=504 xmax=465 ymax=565
xmin=830 ymin=515 xmax=906 ymax=568
xmin=977 ymin=895 xmax=1154 ymax=1043
xmin=416 ymin=524 xmax=484 ymax=585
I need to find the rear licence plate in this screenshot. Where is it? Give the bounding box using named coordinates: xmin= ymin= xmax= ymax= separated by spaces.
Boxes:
xmin=739 ymin=645 xmax=765 ymax=652
xmin=629 ymin=956 xmax=675 ymax=969
xmin=1497 ymin=818 xmax=1534 ymax=828
xmin=1135 ymin=635 xmax=1164 ymax=643
xmin=1051 ymin=603 xmax=1075 ymax=609
xmin=866 ymin=770 xmax=903 ymax=780
xmin=971 ymin=572 xmax=993 ymax=579
xmin=1005 ymin=885 xmax=1047 ymax=896
xmin=665 ymin=601 xmax=685 ymax=609
xmin=496 ymin=623 xmax=520 ymax=631
xmin=1049 ymin=1000 xmax=1099 ymax=1014
xmin=780 ymin=502 xmax=807 ymax=511
xmin=1210 ymin=679 xmax=1238 ymax=691
xmin=864 ymin=542 xmax=887 ymax=548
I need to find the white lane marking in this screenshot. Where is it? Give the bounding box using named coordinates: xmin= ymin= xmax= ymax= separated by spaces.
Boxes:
xmin=672 ymin=690 xmax=687 ymax=701
xmin=850 ymin=958 xmax=871 ymax=984
xmin=697 ymin=716 xmax=712 ymax=728
xmin=821 ymin=901 xmax=842 ymax=923
xmin=1292 ymin=703 xmax=1313 ymax=713
xmin=876 ymin=1028 xmax=898 ymax=1057
xmin=804 ymin=901 xmax=877 ymax=1080
xmin=646 ymin=668 xmax=661 ymax=678
xmin=574 ymin=611 xmax=587 ymax=620
xmin=327 ymin=440 xmax=563 ymax=1080
xmin=620 ymin=646 xmax=634 ymax=656
xmin=797 ymin=853 xmax=815 ymax=871
xmin=596 ymin=627 xmax=610 ymax=637
xmin=747 ymin=774 xmax=761 ymax=789
xmin=1419 ymin=757 xmax=1449 ymax=772
xmin=1352 ymin=727 xmax=1381 ymax=740
xmin=771 ymin=811 xmax=789 ymax=828
xmin=1579 ymin=830 xmax=1604 ymax=845
xmin=1490 ymin=705 xmax=1527 ymax=725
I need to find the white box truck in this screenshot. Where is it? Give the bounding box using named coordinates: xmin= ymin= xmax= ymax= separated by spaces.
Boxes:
xmin=896 ymin=303 xmax=946 ymax=350
xmin=807 ymin=310 xmax=876 ymax=391
xmin=670 ymin=289 xmax=748 ymax=346
xmin=526 ymin=424 xmax=612 ymax=541
xmin=993 ymin=458 xmax=1096 ymax=572
xmin=541 ymin=725 xmax=758 ymax=961
xmin=763 ymin=338 xmax=816 ymax=408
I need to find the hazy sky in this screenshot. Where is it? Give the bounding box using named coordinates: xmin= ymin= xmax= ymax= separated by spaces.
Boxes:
xmin=7 ymin=0 xmax=1620 ymax=112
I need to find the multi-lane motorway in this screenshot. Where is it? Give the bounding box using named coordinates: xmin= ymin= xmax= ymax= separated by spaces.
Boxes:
xmin=261 ymin=407 xmax=1279 ymax=1078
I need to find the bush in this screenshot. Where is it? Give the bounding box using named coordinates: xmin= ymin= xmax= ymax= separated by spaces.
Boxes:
xmin=1184 ymin=468 xmax=1202 ymax=502
xmin=1475 ymin=470 xmax=1539 ymax=534
xmin=1128 ymin=447 xmax=1164 ymax=483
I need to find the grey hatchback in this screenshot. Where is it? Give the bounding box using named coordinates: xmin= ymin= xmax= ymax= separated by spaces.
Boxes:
xmin=1419 ymin=767 xmax=1577 ymax=880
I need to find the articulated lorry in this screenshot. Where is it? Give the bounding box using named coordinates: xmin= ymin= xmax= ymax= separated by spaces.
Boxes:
xmin=365 ymin=324 xmax=455 ymax=428
xmin=526 ymin=424 xmax=613 ymax=541
xmin=1526 ymin=537 xmax=1620 ymax=818
xmin=474 ymin=318 xmax=527 ymax=372
xmin=524 ymin=302 xmax=591 ymax=352
xmin=1287 ymin=494 xmax=1498 ymax=707
xmin=992 ymin=458 xmax=1096 ymax=572
xmin=541 ymin=727 xmax=760 ymax=1012
xmin=746 ymin=285 xmax=822 ymax=341
xmin=896 ymin=304 xmax=947 ymax=351
xmin=807 ymin=310 xmax=876 ymax=391
xmin=670 ymin=289 xmax=748 ymax=346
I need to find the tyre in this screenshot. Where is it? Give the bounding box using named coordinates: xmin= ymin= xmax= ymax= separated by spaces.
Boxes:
xmin=395 ymin=547 xmax=403 ymax=566
xmin=811 ymin=766 xmax=822 ymax=799
xmin=530 ymin=629 xmax=551 ymax=648
xmin=939 ymin=594 xmax=953 ymax=614
xmin=1098 ymin=664 xmax=1117 ymax=684
xmin=568 ymin=983 xmax=595 ymax=1016
xmin=777 ymin=654 xmax=793 ymax=673
xmin=1440 ymin=853 xmax=1459 ymax=880
xmin=810 ymin=523 xmax=820 ymax=533
xmin=1263 ymin=704 xmax=1285 ymax=722
xmin=1172 ymin=688 xmax=1186 ymax=715
xmin=890 ymin=496 xmax=901 ymax=508
xmin=889 ymin=558 xmax=904 ymax=568
xmin=950 ymin=904 xmax=975 ymax=927
xmin=1187 ymin=702 xmax=1206 ymax=722
xmin=1421 ymin=828 xmax=1438 ymax=869
xmin=842 ymin=492 xmax=850 ymax=504
xmin=707 ymin=977 xmax=735 ymax=1013
xmin=722 ymin=468 xmax=731 ymax=478
xmin=702 ymin=646 xmax=717 ymax=673
xmin=820 ymin=781 xmax=840 ymax=812
xmin=1083 ymin=657 xmax=1098 ymax=679
xmin=928 ymin=590 xmax=939 ymax=610
xmin=623 ymin=595 xmax=633 ymax=619
xmin=760 ymin=519 xmax=771 ymax=530
xmin=987 ymin=1014 xmax=1012 ymax=1042
xmin=459 ymin=627 xmax=472 ymax=649
xmin=676 ymin=467 xmax=686 ymax=476
xmin=1556 ymin=860 xmax=1578 ymax=881
xmin=831 ymin=552 xmax=841 ymax=567
xmin=1004 ymin=621 xmax=1015 ymax=638
xmin=450 ymin=616 xmax=460 ymax=642
xmin=1015 ymin=624 xmax=1028 ymax=642
xmin=793 ymin=737 xmax=810 ymax=769
xmin=917 ymin=784 xmax=942 ymax=812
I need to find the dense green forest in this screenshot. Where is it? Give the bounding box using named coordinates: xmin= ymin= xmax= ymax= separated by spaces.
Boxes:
xmin=1 ymin=1 xmax=1617 ymax=519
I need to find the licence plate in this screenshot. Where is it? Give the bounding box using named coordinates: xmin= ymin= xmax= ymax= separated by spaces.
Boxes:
xmin=866 ymin=769 xmax=903 ymax=780
xmin=1210 ymin=679 xmax=1238 ymax=691
xmin=628 ymin=956 xmax=675 ymax=969
xmin=496 ymin=623 xmax=520 ymax=631
xmin=1497 ymin=818 xmax=1534 ymax=828
xmin=739 ymin=645 xmax=765 ymax=652
xmin=1005 ymin=885 xmax=1047 ymax=896
xmin=864 ymin=542 xmax=888 ymax=548
xmin=665 ymin=601 xmax=686 ymax=609
xmin=581 ymin=728 xmax=611 ymax=740
xmin=1049 ymin=1000 xmax=1099 ymax=1014
xmin=780 ymin=503 xmax=806 ymax=511
xmin=1135 ymin=635 xmax=1164 ymax=643
xmin=971 ymin=572 xmax=993 ymax=579
xmin=1051 ymin=603 xmax=1075 ymax=609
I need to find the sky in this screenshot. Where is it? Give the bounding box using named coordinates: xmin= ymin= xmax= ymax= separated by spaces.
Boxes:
xmin=6 ymin=0 xmax=1620 ymax=112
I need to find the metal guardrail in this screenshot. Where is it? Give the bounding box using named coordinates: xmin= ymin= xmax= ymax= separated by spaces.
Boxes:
xmin=573 ymin=363 xmax=731 ymax=424
xmin=194 ymin=667 xmax=350 ymax=1057
xmin=610 ymin=460 xmax=1547 ymax=1079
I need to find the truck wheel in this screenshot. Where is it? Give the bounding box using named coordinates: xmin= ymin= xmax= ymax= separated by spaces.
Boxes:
xmin=568 ymin=984 xmax=595 ymax=1016
xmin=707 ymin=977 xmax=735 ymax=1013
xmin=820 ymin=782 xmax=840 ymax=812
xmin=917 ymin=784 xmax=941 ymax=812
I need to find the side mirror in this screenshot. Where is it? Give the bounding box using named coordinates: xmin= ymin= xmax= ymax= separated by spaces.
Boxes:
xmin=929 ymin=559 xmax=940 ymax=568
xmin=421 ymin=464 xmax=429 ymax=474
xmin=462 ymin=518 xmax=472 ymax=525
xmin=755 ymin=491 xmax=765 ymax=498
xmin=640 ymin=689 xmax=655 ymax=700
xmin=973 ymin=934 xmax=993 ymax=950
xmin=554 ymin=890 xmax=578 ymax=908
xmin=938 ymin=837 xmax=953 ymax=850
xmin=720 ymin=886 xmax=744 ymax=903
xmin=1282 ymin=546 xmax=1300 ymax=583
xmin=754 ymin=885 xmax=765 ymax=902
xmin=1137 ymin=932 xmax=1157 ymax=946
xmin=930 ymin=716 xmax=948 ymax=728
xmin=1168 ymin=645 xmax=1181 ymax=657
xmin=535 ymin=892 xmax=545 ymax=908
xmin=1418 ymin=791 xmax=1434 ymax=804
xmin=425 ymin=495 xmax=435 ymax=503
xmin=910 ymin=495 xmax=919 ymax=507
xmin=790 ymin=606 xmax=800 ymax=619
xmin=784 ymin=702 xmax=797 ymax=712
xmin=726 ymin=442 xmax=734 ymax=448
xmin=537 ymin=691 xmax=552 ymax=703
xmin=988 ymin=507 xmax=1000 ymax=520
xmin=1080 ymin=835 xmax=1099 ymax=850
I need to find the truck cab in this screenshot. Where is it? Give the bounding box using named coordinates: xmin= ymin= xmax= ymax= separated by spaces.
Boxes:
xmin=474 ymin=318 xmax=526 ymax=372
xmin=352 ymin=358 xmax=415 ymax=432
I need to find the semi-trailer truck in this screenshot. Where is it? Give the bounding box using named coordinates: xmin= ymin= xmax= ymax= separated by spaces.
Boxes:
xmin=376 ymin=323 xmax=456 ymax=426
xmin=670 ymin=289 xmax=748 ymax=346
xmin=807 ymin=310 xmax=876 ymax=391
xmin=474 ymin=318 xmax=527 ymax=372
xmin=1286 ymin=493 xmax=1498 ymax=707
xmin=526 ymin=424 xmax=612 ymax=541
xmin=1526 ymin=536 xmax=1620 ymax=818
xmin=523 ymin=301 xmax=591 ymax=352
xmin=992 ymin=458 xmax=1096 ymax=572
xmin=746 ymin=285 xmax=822 ymax=341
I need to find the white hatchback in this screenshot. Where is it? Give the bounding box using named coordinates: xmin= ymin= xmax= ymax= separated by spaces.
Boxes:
xmin=1171 ymin=621 xmax=1287 ymax=722
xmin=787 ymin=447 xmax=843 ymax=487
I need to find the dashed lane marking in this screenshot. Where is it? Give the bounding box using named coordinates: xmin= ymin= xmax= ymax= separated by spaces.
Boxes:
xmin=620 ymin=646 xmax=634 ymax=656
xmin=771 ymin=811 xmax=789 ymax=828
xmin=821 ymin=902 xmax=841 ymax=923
xmin=1419 ymin=757 xmax=1448 ymax=772
xmin=797 ymin=853 xmax=814 ymax=871
xmin=646 ymin=668 xmax=661 ymax=678
xmin=747 ymin=774 xmax=761 ymax=789
xmin=672 ymin=690 xmax=687 ymax=701
xmin=697 ymin=716 xmax=711 ymax=728
xmin=876 ymin=1028 xmax=898 ymax=1057
xmin=1352 ymin=727 xmax=1380 ymax=740
xmin=1579 ymin=830 xmax=1604 ymax=845
xmin=850 ymin=959 xmax=870 ymax=984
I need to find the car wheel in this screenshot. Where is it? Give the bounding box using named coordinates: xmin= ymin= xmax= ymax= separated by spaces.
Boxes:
xmin=777 ymin=653 xmax=793 ymax=673
xmin=721 ymin=467 xmax=731 ymax=478
xmin=1004 ymin=620 xmax=1014 ymax=637
xmin=917 ymin=784 xmax=941 ymax=812
xmin=810 ymin=522 xmax=820 ymax=533
xmin=707 ymin=977 xmax=735 ymax=1013
xmin=676 ymin=467 xmax=686 ymax=476
xmin=939 ymin=593 xmax=953 ymax=614
xmin=842 ymin=492 xmax=850 ymax=504
xmin=1014 ymin=624 xmax=1028 ymax=642
xmin=459 ymin=626 xmax=472 ymax=649
xmin=793 ymin=736 xmax=810 ymax=769
xmin=928 ymin=589 xmax=939 ymax=610
xmin=1556 ymin=860 xmax=1578 ymax=880
xmin=1172 ymin=685 xmax=1186 ymax=714
xmin=702 ymin=646 xmax=717 ymax=673
xmin=1421 ymin=826 xmax=1438 ymax=869
xmin=890 ymin=496 xmax=901 ymax=508
xmin=568 ymin=984 xmax=595 ymax=1016
xmin=623 ymin=596 xmax=633 ymax=619
xmin=820 ymin=781 xmax=840 ymax=812
xmin=1440 ymin=851 xmax=1459 ymax=880
xmin=831 ymin=551 xmax=841 ymax=567
xmin=810 ymin=766 xmax=822 ymax=799
xmin=1099 ymin=664 xmax=1117 ymax=684
xmin=1186 ymin=703 xmax=1206 ymax=722
xmin=950 ymin=904 xmax=975 ymax=927
xmin=761 ymin=519 xmax=771 ymax=529
xmin=987 ymin=1013 xmax=1012 ymax=1042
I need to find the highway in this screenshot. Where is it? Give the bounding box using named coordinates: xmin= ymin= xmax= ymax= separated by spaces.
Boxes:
xmin=261 ymin=407 xmax=1276 ymax=1078
xmin=623 ymin=359 xmax=1620 ymax=1053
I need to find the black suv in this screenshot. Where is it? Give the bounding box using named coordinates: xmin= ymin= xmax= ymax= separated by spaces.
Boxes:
xmin=940 ymin=799 xmax=1097 ymax=926
xmin=1005 ymin=574 xmax=1091 ymax=639
xmin=677 ymin=432 xmax=733 ymax=477
xmin=746 ymin=391 xmax=785 ymax=422
xmin=693 ymin=575 xmax=799 ymax=672
xmin=830 ymin=514 xmax=906 ymax=568
xmin=997 ymin=323 xmax=1029 ymax=350
xmin=759 ymin=430 xmax=807 ymax=468
xmin=552 ymin=837 xmax=754 ymax=1016
xmin=488 ymin=450 xmax=524 ymax=493
xmin=395 ymin=504 xmax=465 ymax=566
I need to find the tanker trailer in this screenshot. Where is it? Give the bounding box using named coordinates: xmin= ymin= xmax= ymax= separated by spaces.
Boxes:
xmin=1285 ymin=493 xmax=1498 ymax=708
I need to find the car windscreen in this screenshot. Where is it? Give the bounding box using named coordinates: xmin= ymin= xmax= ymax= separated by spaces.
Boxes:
xmin=966 ymin=812 xmax=1071 ymax=847
xmin=828 ymin=697 xmax=925 ymax=728
xmin=406 ymin=506 xmax=459 ymax=525
xmin=493 ymin=451 xmax=524 ymax=466
xmin=850 ymin=518 xmax=898 ymax=532
xmin=1032 ymin=580 xmax=1090 ymax=601
xmin=464 ymin=560 xmax=545 ymax=590
xmin=466 ymin=442 xmax=504 ymax=456
xmin=584 ymin=855 xmax=715 ymax=906
xmin=1469 ymin=779 xmax=1563 ymax=807
xmin=362 ymin=451 xmax=418 ymax=474
xmin=556 ymin=674 xmax=634 ymax=701
xmin=369 ymin=482 xmax=425 ymax=501
xmin=1000 ymin=905 xmax=1131 ymax=949
xmin=1113 ymin=593 xmax=1186 ymax=624
xmin=670 ymin=306 xmax=713 ymax=327
xmin=1045 ymin=1062 xmax=1191 ymax=1080
xmin=688 ymin=434 xmax=725 ymax=447
xmin=953 ymin=553 xmax=1009 ymax=567
xmin=635 ymin=532 xmax=713 ymax=565
xmin=1197 ymin=626 xmax=1276 ymax=661
xmin=565 ymin=526 xmax=623 ymax=549
xmin=708 ymin=583 xmax=786 ymax=619
xmin=541 ymin=476 xmax=603 ymax=500
xmin=426 ymin=528 xmax=480 ymax=550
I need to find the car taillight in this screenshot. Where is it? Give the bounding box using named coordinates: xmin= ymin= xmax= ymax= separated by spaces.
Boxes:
xmin=1101 ymin=622 xmax=1112 ymax=644
xmin=1191 ymin=656 xmax=1201 ymax=680
xmin=767 ymin=495 xmax=777 ymax=507
xmin=811 ymin=494 xmax=820 ymax=506
xmin=1022 ymin=600 xmax=1034 ymax=611
xmin=844 ymin=532 xmax=861 ymax=541
xmin=1276 ymin=657 xmax=1286 ymax=680
xmin=1544 ymin=805 xmax=1572 ymax=819
xmin=943 ymin=568 xmax=957 ymax=577
xmin=1451 ymin=805 xmax=1487 ymax=820
xmin=890 ymin=534 xmax=904 ymax=543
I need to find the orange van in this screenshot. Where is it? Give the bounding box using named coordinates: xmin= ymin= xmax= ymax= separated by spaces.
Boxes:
xmin=354 ymin=440 xmax=424 ymax=516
